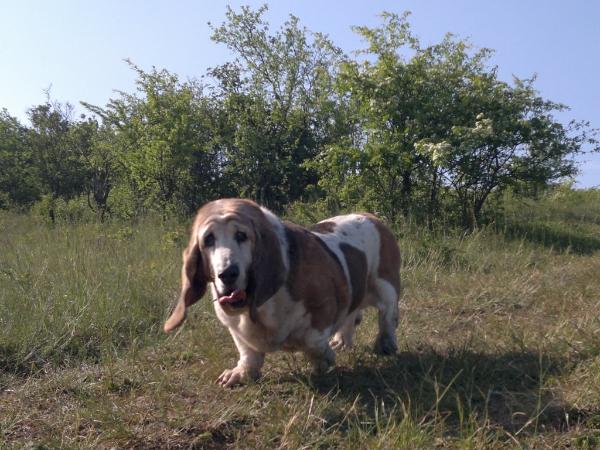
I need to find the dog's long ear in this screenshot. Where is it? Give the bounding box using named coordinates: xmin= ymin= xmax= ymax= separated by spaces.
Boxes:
xmin=164 ymin=235 xmax=208 ymax=332
xmin=249 ymin=215 xmax=286 ymax=320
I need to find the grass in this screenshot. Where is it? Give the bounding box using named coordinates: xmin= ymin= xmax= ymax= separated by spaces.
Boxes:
xmin=1 ymin=189 xmax=600 ymax=448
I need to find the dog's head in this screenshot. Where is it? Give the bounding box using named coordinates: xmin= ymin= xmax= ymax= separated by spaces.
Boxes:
xmin=164 ymin=199 xmax=285 ymax=332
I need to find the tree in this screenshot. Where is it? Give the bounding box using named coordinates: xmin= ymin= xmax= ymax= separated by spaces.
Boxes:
xmin=316 ymin=12 xmax=598 ymax=228
xmin=315 ymin=12 xmax=454 ymax=221
xmin=0 ymin=109 xmax=40 ymax=208
xmin=208 ymin=4 xmax=346 ymax=211
xmin=27 ymin=100 xmax=88 ymax=222
xmin=85 ymin=62 xmax=224 ymax=219
xmin=416 ymin=73 xmax=597 ymax=230
xmin=72 ymin=118 xmax=116 ymax=221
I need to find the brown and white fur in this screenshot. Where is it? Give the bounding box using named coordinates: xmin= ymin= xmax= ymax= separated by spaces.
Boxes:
xmin=164 ymin=199 xmax=401 ymax=387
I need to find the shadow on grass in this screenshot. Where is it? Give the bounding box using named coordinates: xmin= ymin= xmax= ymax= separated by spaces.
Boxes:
xmin=0 ymin=342 xmax=103 ymax=378
xmin=295 ymin=348 xmax=595 ymax=436
xmin=500 ymin=220 xmax=600 ymax=255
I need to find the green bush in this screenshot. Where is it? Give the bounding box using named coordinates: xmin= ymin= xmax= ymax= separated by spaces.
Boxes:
xmin=30 ymin=194 xmax=96 ymax=224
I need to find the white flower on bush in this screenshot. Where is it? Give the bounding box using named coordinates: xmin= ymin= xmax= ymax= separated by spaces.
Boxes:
xmin=415 ymin=140 xmax=451 ymax=165
xmin=473 ymin=113 xmax=493 ymax=137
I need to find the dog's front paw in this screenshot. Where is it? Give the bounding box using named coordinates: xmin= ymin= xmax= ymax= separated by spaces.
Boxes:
xmin=216 ymin=366 xmax=260 ymax=388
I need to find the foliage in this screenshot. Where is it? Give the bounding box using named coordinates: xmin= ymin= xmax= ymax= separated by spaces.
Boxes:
xmin=0 ymin=6 xmax=597 ymax=228
xmin=0 ymin=109 xmax=40 ymax=208
xmin=208 ymin=5 xmax=346 ymax=211
xmin=84 ymin=62 xmax=225 ymax=220
xmin=77 ymin=119 xmax=116 ymax=221
xmin=26 ymin=100 xmax=91 ymax=222
xmin=314 ymin=12 xmax=597 ymax=228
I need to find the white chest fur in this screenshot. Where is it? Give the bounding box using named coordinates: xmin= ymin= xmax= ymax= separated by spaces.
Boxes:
xmin=213 ymin=286 xmax=312 ymax=353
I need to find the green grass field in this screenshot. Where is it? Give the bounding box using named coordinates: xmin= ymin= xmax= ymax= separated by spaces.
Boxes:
xmin=2 ymin=190 xmax=600 ymax=449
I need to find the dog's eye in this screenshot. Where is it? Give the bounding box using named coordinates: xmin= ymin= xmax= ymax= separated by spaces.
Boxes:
xmin=235 ymin=231 xmax=247 ymax=243
xmin=203 ymin=233 xmax=215 ymax=247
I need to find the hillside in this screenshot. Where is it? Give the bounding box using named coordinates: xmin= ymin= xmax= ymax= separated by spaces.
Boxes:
xmin=1 ymin=189 xmax=600 ymax=448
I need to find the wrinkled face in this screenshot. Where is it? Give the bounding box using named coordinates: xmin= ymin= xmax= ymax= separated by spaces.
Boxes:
xmin=198 ymin=215 xmax=254 ymax=310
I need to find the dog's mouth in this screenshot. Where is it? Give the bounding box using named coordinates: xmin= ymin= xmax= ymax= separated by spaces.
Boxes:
xmin=218 ymin=289 xmax=248 ymax=309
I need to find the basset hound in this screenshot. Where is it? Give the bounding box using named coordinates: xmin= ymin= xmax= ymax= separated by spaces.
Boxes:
xmin=164 ymin=199 xmax=401 ymax=387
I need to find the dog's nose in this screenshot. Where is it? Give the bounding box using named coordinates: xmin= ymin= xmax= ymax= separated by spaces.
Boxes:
xmin=218 ymin=264 xmax=239 ymax=286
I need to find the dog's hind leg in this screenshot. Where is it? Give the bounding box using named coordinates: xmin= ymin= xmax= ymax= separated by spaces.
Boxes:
xmin=304 ymin=330 xmax=336 ymax=375
xmin=372 ymin=278 xmax=400 ymax=355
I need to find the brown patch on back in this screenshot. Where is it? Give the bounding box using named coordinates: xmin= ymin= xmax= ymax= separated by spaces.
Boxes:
xmin=284 ymin=221 xmax=350 ymax=331
xmin=310 ymin=221 xmax=337 ymax=234
xmin=362 ymin=213 xmax=401 ymax=295
xmin=339 ymin=243 xmax=368 ymax=313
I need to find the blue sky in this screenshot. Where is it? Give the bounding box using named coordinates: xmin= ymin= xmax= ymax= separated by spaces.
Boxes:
xmin=1 ymin=1 xmax=598 ymax=187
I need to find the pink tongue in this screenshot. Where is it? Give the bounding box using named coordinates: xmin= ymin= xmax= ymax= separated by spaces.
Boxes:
xmin=218 ymin=289 xmax=247 ymax=305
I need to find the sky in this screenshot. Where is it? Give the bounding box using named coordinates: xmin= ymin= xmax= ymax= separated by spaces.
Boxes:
xmin=1 ymin=0 xmax=599 ymax=187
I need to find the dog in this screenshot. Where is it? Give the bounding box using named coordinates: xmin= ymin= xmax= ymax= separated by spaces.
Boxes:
xmin=164 ymin=199 xmax=401 ymax=387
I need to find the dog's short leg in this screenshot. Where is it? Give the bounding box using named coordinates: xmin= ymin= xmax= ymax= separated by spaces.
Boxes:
xmin=217 ymin=332 xmax=265 ymax=388
xmin=373 ymin=279 xmax=399 ymax=355
xmin=304 ymin=332 xmax=336 ymax=375
xmin=330 ymin=310 xmax=362 ymax=350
